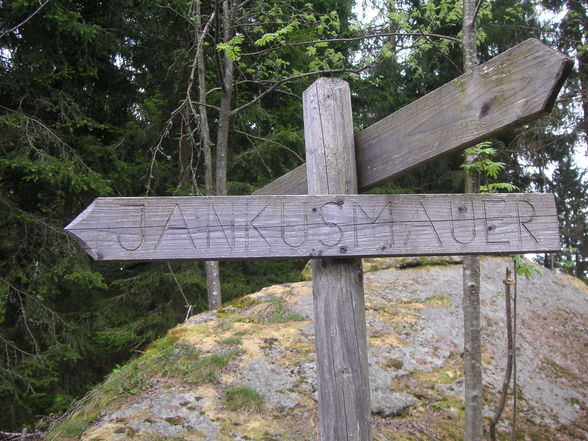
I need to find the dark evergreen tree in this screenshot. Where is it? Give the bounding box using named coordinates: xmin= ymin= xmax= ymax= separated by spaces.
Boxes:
xmin=550 ymin=155 xmax=588 ymax=279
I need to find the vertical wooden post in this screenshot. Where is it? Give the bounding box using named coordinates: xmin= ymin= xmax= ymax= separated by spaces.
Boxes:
xmin=303 ymin=78 xmax=371 ymax=441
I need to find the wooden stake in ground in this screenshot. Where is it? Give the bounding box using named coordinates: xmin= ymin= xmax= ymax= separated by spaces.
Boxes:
xmin=489 ymin=268 xmax=515 ymax=441
xmin=304 ymin=78 xmax=371 ymax=441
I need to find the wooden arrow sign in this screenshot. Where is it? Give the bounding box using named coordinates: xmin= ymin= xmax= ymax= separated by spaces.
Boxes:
xmin=66 ymin=193 xmax=559 ymax=261
xmin=254 ymin=39 xmax=572 ymax=195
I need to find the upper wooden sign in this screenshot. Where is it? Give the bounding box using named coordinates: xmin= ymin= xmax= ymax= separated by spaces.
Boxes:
xmin=66 ymin=193 xmax=559 ymax=261
xmin=254 ymin=39 xmax=572 ymax=195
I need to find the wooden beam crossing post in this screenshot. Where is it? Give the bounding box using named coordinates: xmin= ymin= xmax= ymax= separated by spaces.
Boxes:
xmin=304 ymin=78 xmax=371 ymax=441
xmin=255 ymin=39 xmax=572 ymax=196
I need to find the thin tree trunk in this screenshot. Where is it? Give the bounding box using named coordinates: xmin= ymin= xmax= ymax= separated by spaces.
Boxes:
xmin=196 ymin=0 xmax=222 ymax=310
xmin=179 ymin=108 xmax=195 ymax=187
xmin=215 ymin=0 xmax=235 ymax=197
xmin=462 ymin=1 xmax=483 ymax=440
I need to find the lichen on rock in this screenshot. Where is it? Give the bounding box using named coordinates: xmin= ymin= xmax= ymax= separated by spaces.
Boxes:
xmin=49 ymin=257 xmax=588 ymax=441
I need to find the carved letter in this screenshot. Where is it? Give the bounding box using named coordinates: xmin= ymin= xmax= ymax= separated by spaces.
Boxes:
xmin=483 ymin=199 xmax=509 ymax=244
xmin=353 ymin=201 xmax=394 ymax=247
xmin=403 ymin=202 xmax=442 ymax=246
xmin=281 ymin=202 xmax=307 ymax=248
xmin=449 ymin=201 xmax=476 ymax=244
xmin=246 ymin=202 xmax=271 ymax=249
xmin=319 ymin=202 xmax=343 ymax=248
xmin=516 ymin=200 xmax=539 ymax=243
xmin=118 ymin=204 xmax=145 ymax=251
xmin=207 ymin=203 xmax=235 ymax=249
xmin=155 ymin=204 xmax=197 ymax=250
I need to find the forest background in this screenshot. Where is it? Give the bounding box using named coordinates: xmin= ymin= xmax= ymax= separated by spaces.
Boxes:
xmin=1 ymin=0 xmax=586 ymax=431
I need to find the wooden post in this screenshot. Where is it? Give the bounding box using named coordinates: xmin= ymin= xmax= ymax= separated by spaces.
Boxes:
xmin=303 ymin=78 xmax=371 ymax=441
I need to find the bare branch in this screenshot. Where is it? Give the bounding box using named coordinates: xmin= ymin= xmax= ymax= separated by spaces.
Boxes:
xmin=186 ymin=11 xmax=217 ymax=110
xmin=474 ymin=0 xmax=485 ymax=23
xmin=145 ymin=9 xmax=217 ymax=195
xmin=0 ymin=276 xmax=69 ymax=328
xmin=233 ymin=128 xmax=304 ymax=163
xmin=0 ymin=105 xmax=95 ymax=172
xmin=418 ymin=26 xmax=463 ymax=74
xmin=0 ymin=0 xmax=50 ymax=39
xmin=230 ymin=67 xmax=362 ymax=116
xmin=0 ymin=334 xmax=34 ymax=359
xmin=0 ymin=197 xmax=68 ymax=236
xmin=240 ymin=32 xmax=462 ymax=57
xmin=166 ymin=263 xmax=193 ymax=322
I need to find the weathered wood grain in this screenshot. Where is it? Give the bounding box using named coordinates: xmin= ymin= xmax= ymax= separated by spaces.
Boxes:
xmin=303 ymin=78 xmax=371 ymax=441
xmin=65 ymin=193 xmax=560 ymax=261
xmin=254 ymin=38 xmax=572 ymax=195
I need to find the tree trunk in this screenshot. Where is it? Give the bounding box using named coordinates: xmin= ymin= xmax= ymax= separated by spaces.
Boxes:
xmin=196 ymin=0 xmax=222 ymax=310
xmin=462 ymin=1 xmax=483 ymax=440
xmin=215 ymin=0 xmax=235 ymax=198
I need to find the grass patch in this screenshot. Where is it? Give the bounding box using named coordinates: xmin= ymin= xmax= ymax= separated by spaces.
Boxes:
xmin=182 ymin=352 xmax=236 ymax=383
xmin=381 ymin=358 xmax=404 ymax=370
xmin=413 ymin=366 xmax=462 ymax=386
xmin=105 ymin=359 xmax=151 ymax=395
xmin=47 ymin=409 xmax=101 ymax=439
xmin=163 ymin=345 xmax=238 ymax=384
xmin=222 ymin=335 xmax=242 ymax=346
xmin=225 ymin=385 xmax=264 ymax=412
xmin=263 ymin=297 xmax=303 ymax=323
xmin=424 ymin=294 xmax=452 ymax=307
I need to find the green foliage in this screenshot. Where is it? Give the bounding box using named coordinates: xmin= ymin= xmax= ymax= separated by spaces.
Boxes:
xmin=480 ymin=182 xmax=519 ymax=193
xmin=225 ymin=385 xmax=264 ymax=412
xmin=462 ymin=142 xmax=518 ymax=193
xmin=217 ymin=34 xmax=245 ymax=60
xmin=462 ymin=143 xmax=505 ymax=179
xmin=512 ymin=255 xmax=543 ymax=280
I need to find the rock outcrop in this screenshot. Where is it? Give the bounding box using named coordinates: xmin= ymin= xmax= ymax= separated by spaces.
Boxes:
xmin=48 ymin=257 xmax=588 ymax=441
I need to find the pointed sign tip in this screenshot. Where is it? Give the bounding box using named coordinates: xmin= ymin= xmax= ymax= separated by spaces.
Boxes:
xmin=64 ymin=228 xmax=100 ymax=261
xmin=543 ymin=55 xmax=574 ymax=115
xmin=64 ymin=198 xmax=101 ymax=261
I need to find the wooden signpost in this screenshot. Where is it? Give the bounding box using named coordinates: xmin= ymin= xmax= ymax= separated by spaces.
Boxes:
xmin=66 ymin=193 xmax=560 ymax=261
xmin=65 ymin=38 xmax=571 ymax=441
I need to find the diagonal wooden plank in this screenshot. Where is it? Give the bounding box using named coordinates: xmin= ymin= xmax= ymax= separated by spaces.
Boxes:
xmin=254 ymin=38 xmax=572 ymax=195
